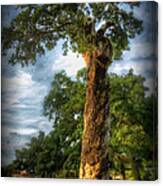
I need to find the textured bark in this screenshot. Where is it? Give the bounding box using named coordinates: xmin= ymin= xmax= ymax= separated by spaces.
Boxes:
xmin=80 ymin=52 xmax=110 ymax=179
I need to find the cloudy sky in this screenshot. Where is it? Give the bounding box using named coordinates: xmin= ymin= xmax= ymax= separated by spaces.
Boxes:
xmin=1 ymin=2 xmax=157 ymax=165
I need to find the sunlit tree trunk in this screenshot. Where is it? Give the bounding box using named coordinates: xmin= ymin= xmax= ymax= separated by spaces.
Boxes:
xmin=79 ymin=52 xmax=110 ymax=179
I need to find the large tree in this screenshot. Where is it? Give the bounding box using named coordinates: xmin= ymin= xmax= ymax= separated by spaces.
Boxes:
xmin=2 ymin=2 xmax=143 ymax=179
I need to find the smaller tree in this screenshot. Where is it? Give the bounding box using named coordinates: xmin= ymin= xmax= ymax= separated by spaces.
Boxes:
xmin=109 ymin=70 xmax=157 ymax=180
xmin=43 ymin=70 xmax=86 ymax=177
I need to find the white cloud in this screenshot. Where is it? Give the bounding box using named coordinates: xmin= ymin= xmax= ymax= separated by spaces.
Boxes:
xmin=2 ymin=110 xmax=46 ymax=125
xmin=52 ymin=52 xmax=85 ymax=76
xmin=2 ymin=123 xmax=37 ymax=136
xmin=10 ymin=103 xmax=39 ymax=109
xmin=8 ymin=128 xmax=38 ymax=135
xmin=2 ymin=69 xmax=47 ymax=111
xmin=3 ymin=70 xmax=34 ymax=91
xmin=123 ymin=42 xmax=156 ymax=61
xmin=109 ymin=59 xmax=154 ymax=76
xmin=2 ymin=124 xmax=38 ymax=137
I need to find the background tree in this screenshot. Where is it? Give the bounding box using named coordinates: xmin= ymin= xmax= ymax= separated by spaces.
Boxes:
xmin=13 ymin=131 xmax=45 ymax=176
xmin=7 ymin=70 xmax=86 ymax=178
xmin=108 ymin=70 xmax=157 ymax=180
xmin=2 ymin=2 xmax=143 ymax=178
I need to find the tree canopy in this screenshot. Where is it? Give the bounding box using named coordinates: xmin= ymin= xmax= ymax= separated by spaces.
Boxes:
xmin=2 ymin=3 xmax=142 ymax=65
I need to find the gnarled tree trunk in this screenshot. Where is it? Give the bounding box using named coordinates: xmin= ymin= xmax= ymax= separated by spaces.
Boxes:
xmin=79 ymin=52 xmax=110 ymax=179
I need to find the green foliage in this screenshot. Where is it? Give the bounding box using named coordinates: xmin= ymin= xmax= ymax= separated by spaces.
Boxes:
xmin=9 ymin=70 xmax=86 ymax=178
xmin=108 ymin=70 xmax=157 ymax=180
xmin=12 ymin=131 xmax=45 ymax=175
xmin=6 ymin=69 xmax=157 ymax=180
xmin=2 ymin=3 xmax=142 ymax=65
xmin=109 ymin=69 xmax=147 ymax=126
